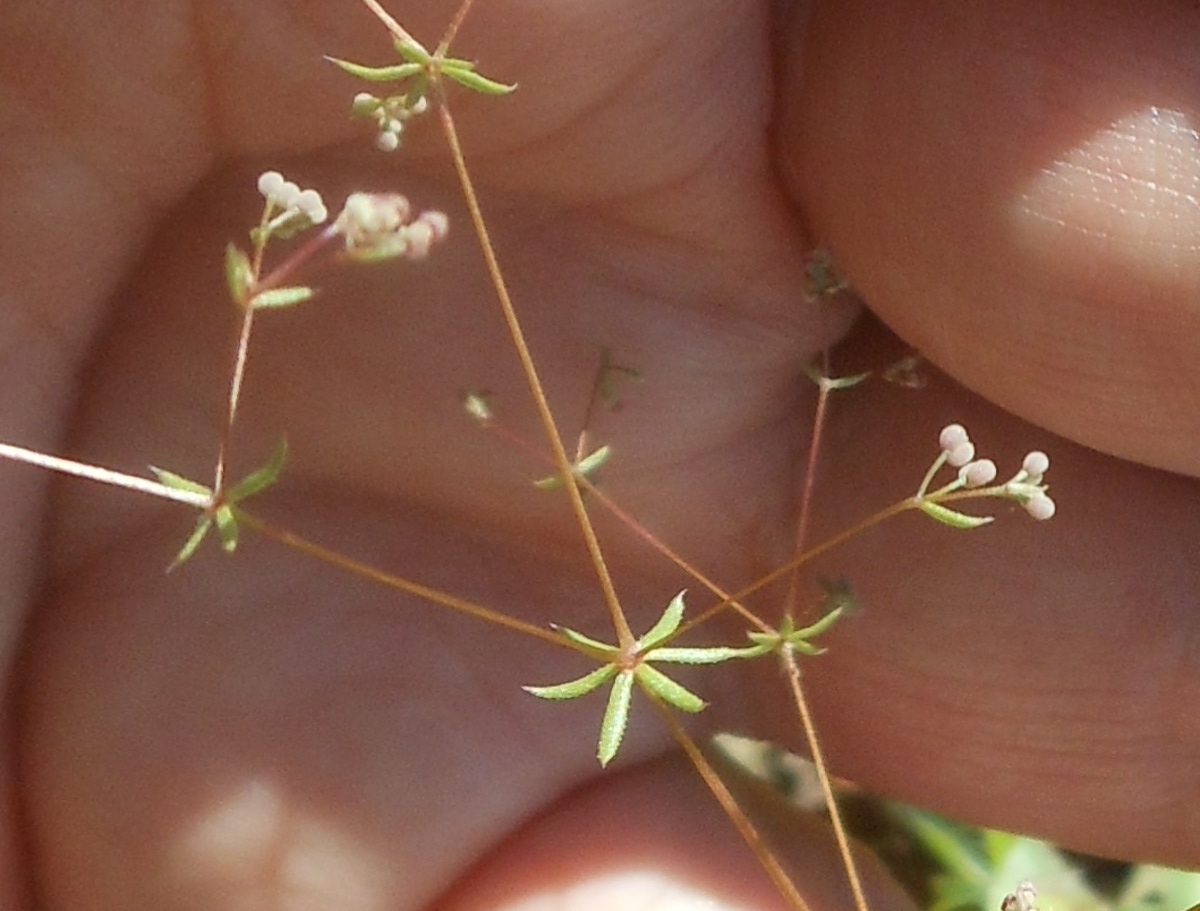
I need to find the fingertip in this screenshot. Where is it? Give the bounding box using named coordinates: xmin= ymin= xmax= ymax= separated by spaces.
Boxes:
xmin=436 ymin=752 xmax=916 ymax=911
xmin=776 ymin=0 xmax=1200 ymax=474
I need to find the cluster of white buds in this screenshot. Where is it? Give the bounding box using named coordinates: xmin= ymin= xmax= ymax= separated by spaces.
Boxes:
xmin=351 ymin=91 xmax=430 ymax=152
xmin=935 ymin=423 xmax=1055 ymax=520
xmin=1000 ymin=882 xmax=1039 ymax=911
xmin=333 ymin=192 xmax=449 ymax=261
xmin=256 ymin=171 xmax=329 ymax=239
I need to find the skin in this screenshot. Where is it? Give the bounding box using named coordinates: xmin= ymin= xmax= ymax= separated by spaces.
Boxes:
xmin=1 ymin=0 xmax=1199 ymax=908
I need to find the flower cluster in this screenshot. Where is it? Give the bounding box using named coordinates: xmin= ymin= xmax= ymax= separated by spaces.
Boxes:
xmin=351 ymin=91 xmax=430 ymax=152
xmin=332 ymin=192 xmax=449 ymax=262
xmin=917 ymin=423 xmax=1055 ymax=526
xmin=256 ymin=171 xmax=329 ymax=238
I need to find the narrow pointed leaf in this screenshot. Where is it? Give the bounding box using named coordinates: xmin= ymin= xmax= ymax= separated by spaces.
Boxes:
xmin=225 ymin=244 xmax=253 ymax=305
xmin=393 ymin=38 xmax=433 ymax=65
xmin=788 ymin=640 xmax=827 ymax=657
xmin=647 ymin=644 xmax=763 ymax=664
xmin=444 ymin=65 xmax=517 ymax=95
xmin=148 ymin=467 xmax=212 ymax=498
xmin=739 ymin=633 xmax=780 ymax=658
xmin=639 ymin=590 xmax=686 ymax=650
xmin=802 ymin=362 xmax=870 ymax=390
xmin=227 ymin=438 xmax=288 ymax=503
xmin=553 ymin=625 xmax=618 ymax=657
xmin=168 ymin=516 xmax=213 ymax=571
xmin=919 ymin=499 xmax=994 ymax=529
xmin=635 ymin=665 xmax=705 ymax=713
xmin=325 ymin=56 xmax=423 ymax=82
xmin=597 ymin=670 xmax=635 ymax=767
xmin=533 ymin=445 xmax=611 ymax=489
xmin=523 ymin=663 xmax=618 ymax=701
xmin=214 ymin=506 xmax=239 ymax=552
xmin=791 ymin=605 xmax=845 ymax=640
xmin=250 ymin=286 xmax=316 ymax=310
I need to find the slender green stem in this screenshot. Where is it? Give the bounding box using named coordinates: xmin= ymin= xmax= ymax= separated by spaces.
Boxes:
xmin=435 ymin=94 xmax=633 ymax=648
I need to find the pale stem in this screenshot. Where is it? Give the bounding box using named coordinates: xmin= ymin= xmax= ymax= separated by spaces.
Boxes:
xmin=0 ymin=443 xmax=210 ymax=508
xmin=356 ymin=0 xmax=420 ymax=47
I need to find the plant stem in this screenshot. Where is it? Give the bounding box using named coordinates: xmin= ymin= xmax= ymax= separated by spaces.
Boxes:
xmin=238 ymin=510 xmax=565 ymax=648
xmin=651 ymin=695 xmax=814 ymax=911
xmin=688 ymin=499 xmax=912 ymax=632
xmin=782 ymin=648 xmax=870 ymax=911
xmin=435 ymin=95 xmax=633 ymax=648
xmin=356 ymin=0 xmax=421 ymax=47
xmin=436 ymin=0 xmax=476 ymax=57
xmin=0 ymin=443 xmax=210 ymax=507
xmin=784 ymin=358 xmax=834 ymax=619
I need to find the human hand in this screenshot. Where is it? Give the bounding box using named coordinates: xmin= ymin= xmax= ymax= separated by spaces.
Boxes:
xmin=4 ymin=1 xmax=1199 ymax=909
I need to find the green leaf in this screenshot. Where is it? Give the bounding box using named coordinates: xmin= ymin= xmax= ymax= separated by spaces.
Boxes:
xmin=1119 ymin=865 xmax=1200 ymax=911
xmin=635 ymin=664 xmax=705 ymax=713
xmin=148 ymin=466 xmax=212 ymax=498
xmin=226 ymin=439 xmax=288 ymax=503
xmin=443 ymin=64 xmax=517 ymax=95
xmin=890 ymin=805 xmax=991 ymax=890
xmin=638 ymin=590 xmax=686 ymax=650
xmin=325 ymin=56 xmax=423 ymax=83
xmin=250 ymin=286 xmax=316 ymax=310
xmin=646 ymin=643 xmax=764 ymax=664
xmin=168 ymin=516 xmax=214 ymax=571
xmin=523 ymin=664 xmax=618 ymax=700
xmin=225 ymin=244 xmax=253 ymax=305
xmin=214 ymin=505 xmax=239 ymax=552
xmin=803 ymin=361 xmax=872 ymax=390
xmin=919 ymin=499 xmax=994 ymax=529
xmin=597 ymin=670 xmax=634 ymax=766
xmin=554 ymin=624 xmax=618 ymax=657
xmin=792 ymin=604 xmax=845 ymax=639
xmin=462 ymin=392 xmax=493 ymax=424
xmin=393 ymin=38 xmax=433 ymax=66
xmin=533 ymin=445 xmax=611 ymax=489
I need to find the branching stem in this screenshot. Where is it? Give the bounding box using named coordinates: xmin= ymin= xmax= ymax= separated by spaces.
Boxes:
xmin=435 ymin=93 xmax=633 ymax=648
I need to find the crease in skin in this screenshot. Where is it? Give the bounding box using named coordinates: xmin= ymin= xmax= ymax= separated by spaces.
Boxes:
xmin=1011 ymin=106 xmax=1200 ymax=288
xmin=166 ymin=777 xmax=392 ymax=910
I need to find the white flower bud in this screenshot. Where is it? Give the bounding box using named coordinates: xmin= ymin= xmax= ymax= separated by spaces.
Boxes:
xmin=257 ymin=170 xmax=286 ymax=200
xmin=947 ymin=440 xmax=976 ymax=468
xmin=1022 ymin=451 xmax=1050 ymax=478
xmin=1024 ymin=493 xmax=1056 ymax=521
xmin=960 ymin=458 xmax=997 ymax=488
xmin=939 ymin=423 xmax=969 ymax=453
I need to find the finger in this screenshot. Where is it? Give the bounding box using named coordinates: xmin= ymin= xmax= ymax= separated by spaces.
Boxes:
xmin=775 ymin=0 xmax=1200 ymax=475
xmin=741 ymin=322 xmax=1200 ymax=868
xmin=438 ymin=753 xmax=917 ymax=911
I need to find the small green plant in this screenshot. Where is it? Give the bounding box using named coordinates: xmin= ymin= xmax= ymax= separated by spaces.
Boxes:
xmin=10 ymin=3 xmax=1161 ymax=911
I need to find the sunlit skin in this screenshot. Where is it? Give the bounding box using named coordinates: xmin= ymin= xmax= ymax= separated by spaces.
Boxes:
xmin=2 ymin=1 xmax=1200 ymax=909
